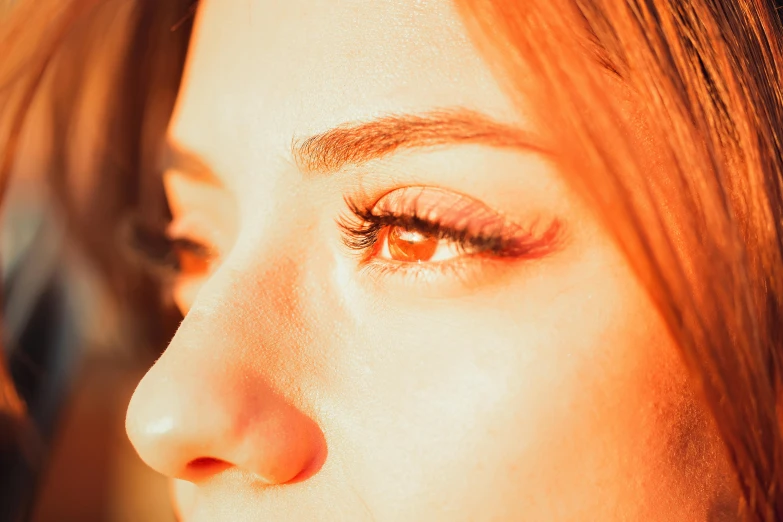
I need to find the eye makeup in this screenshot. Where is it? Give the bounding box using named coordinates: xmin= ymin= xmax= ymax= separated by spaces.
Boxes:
xmin=131 ymin=184 xmax=563 ymax=292
xmin=337 ymin=186 xmax=563 ymax=268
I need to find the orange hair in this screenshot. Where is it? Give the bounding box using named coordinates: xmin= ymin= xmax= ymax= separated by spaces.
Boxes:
xmin=455 ymin=0 xmax=783 ymax=519
xmin=0 ymin=2 xmax=192 ymax=510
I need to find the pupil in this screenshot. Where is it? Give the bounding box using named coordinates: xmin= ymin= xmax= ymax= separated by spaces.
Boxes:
xmin=387 ymin=227 xmax=438 ymax=262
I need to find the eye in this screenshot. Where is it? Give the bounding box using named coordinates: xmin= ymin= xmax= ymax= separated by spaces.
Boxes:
xmin=338 ymin=186 xmax=563 ymax=270
xmin=169 ymin=237 xmax=214 ymax=277
xmin=380 ymin=226 xmax=463 ymax=263
xmin=120 ymin=214 xmax=217 ymax=281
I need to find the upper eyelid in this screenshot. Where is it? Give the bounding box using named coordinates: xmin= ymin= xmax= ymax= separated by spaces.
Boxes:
xmin=341 ymin=186 xmax=513 ymax=235
xmin=371 ymin=187 xmax=514 ymax=231
xmin=355 ymin=211 xmax=499 ymax=244
xmin=341 ymin=191 xmax=518 ymax=254
xmin=340 ymin=185 xmax=566 ymax=261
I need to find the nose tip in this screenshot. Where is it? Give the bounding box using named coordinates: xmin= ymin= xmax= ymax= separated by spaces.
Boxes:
xmin=125 ymin=354 xmax=325 ymax=486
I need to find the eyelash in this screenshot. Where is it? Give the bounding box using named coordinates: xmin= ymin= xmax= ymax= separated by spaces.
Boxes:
xmin=339 ymin=198 xmax=515 ymax=261
xmin=337 ymin=193 xmax=562 ymax=272
xmin=122 ymin=216 xmax=215 ymax=279
xmin=125 ymin=196 xmax=560 ymax=282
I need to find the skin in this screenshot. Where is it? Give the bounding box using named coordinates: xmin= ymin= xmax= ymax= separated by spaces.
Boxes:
xmin=125 ymin=0 xmax=732 ymax=520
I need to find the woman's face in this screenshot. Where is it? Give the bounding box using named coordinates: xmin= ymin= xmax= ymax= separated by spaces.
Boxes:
xmin=125 ymin=0 xmax=728 ymax=520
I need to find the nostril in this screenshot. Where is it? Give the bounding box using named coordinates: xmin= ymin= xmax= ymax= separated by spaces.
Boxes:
xmin=185 ymin=457 xmax=232 ymax=481
xmin=126 ymin=337 xmax=328 ymax=487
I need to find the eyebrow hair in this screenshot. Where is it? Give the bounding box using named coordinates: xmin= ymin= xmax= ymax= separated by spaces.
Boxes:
xmin=159 ymin=141 xmax=221 ymax=184
xmin=161 ymin=109 xmax=546 ymax=181
xmin=292 ymin=109 xmax=547 ymax=174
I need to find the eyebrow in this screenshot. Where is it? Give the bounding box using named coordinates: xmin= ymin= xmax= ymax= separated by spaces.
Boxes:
xmin=293 ymin=109 xmax=547 ymax=174
xmin=159 ymin=141 xmax=221 ymax=184
xmin=161 ymin=109 xmax=546 ymax=181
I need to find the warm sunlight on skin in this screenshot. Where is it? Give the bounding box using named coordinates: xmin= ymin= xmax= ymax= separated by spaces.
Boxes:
xmin=125 ymin=0 xmax=729 ymax=520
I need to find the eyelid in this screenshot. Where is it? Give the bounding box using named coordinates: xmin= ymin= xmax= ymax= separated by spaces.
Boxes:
xmin=372 ymin=186 xmax=511 ymax=238
xmin=166 ymin=212 xmax=223 ymax=251
xmin=167 ymin=214 xmax=212 ymax=242
xmin=340 ymin=186 xmax=564 ymax=263
xmin=169 ymin=237 xmax=218 ymax=261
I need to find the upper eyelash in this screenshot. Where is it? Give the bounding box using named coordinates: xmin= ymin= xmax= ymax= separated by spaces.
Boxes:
xmin=120 ymin=214 xmax=214 ymax=278
xmin=125 ymin=195 xmax=560 ymax=279
xmin=120 ymin=215 xmax=174 ymax=270
xmin=338 ymin=196 xmax=516 ymax=258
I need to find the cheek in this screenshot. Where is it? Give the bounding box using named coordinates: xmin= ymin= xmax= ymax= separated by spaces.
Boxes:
xmin=325 ymin=241 xmax=716 ymax=519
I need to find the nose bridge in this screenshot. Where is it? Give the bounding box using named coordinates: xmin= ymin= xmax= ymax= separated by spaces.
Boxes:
xmin=179 ymin=247 xmax=316 ymax=394
xmin=126 ymin=255 xmax=325 ymax=486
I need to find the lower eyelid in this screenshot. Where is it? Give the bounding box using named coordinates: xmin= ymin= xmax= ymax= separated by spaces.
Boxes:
xmin=357 ymin=255 xmax=511 ymax=297
xmin=352 ymin=224 xmax=565 ymax=298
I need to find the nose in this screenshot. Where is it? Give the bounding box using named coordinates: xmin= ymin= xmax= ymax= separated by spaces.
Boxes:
xmin=125 ymin=304 xmax=325 ymax=485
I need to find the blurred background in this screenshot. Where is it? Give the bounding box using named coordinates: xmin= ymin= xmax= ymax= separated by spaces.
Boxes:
xmin=1 ymin=71 xmax=175 ymax=522
xmin=2 ymin=128 xmax=174 ymax=522
xmin=1 ymin=1 xmax=191 ymax=520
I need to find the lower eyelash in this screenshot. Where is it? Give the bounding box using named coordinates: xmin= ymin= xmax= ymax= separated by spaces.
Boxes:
xmin=360 ymin=255 xmax=466 ymax=278
xmin=357 ymin=252 xmax=508 ymax=294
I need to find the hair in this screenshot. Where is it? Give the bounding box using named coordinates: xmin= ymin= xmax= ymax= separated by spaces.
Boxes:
xmin=455 ymin=0 xmax=783 ymax=519
xmin=0 ymin=0 xmax=192 ymax=517
xmin=0 ymin=0 xmax=782 ymax=520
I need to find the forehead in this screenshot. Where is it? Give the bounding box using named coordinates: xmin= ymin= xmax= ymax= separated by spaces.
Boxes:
xmin=169 ymin=0 xmax=521 ymax=173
